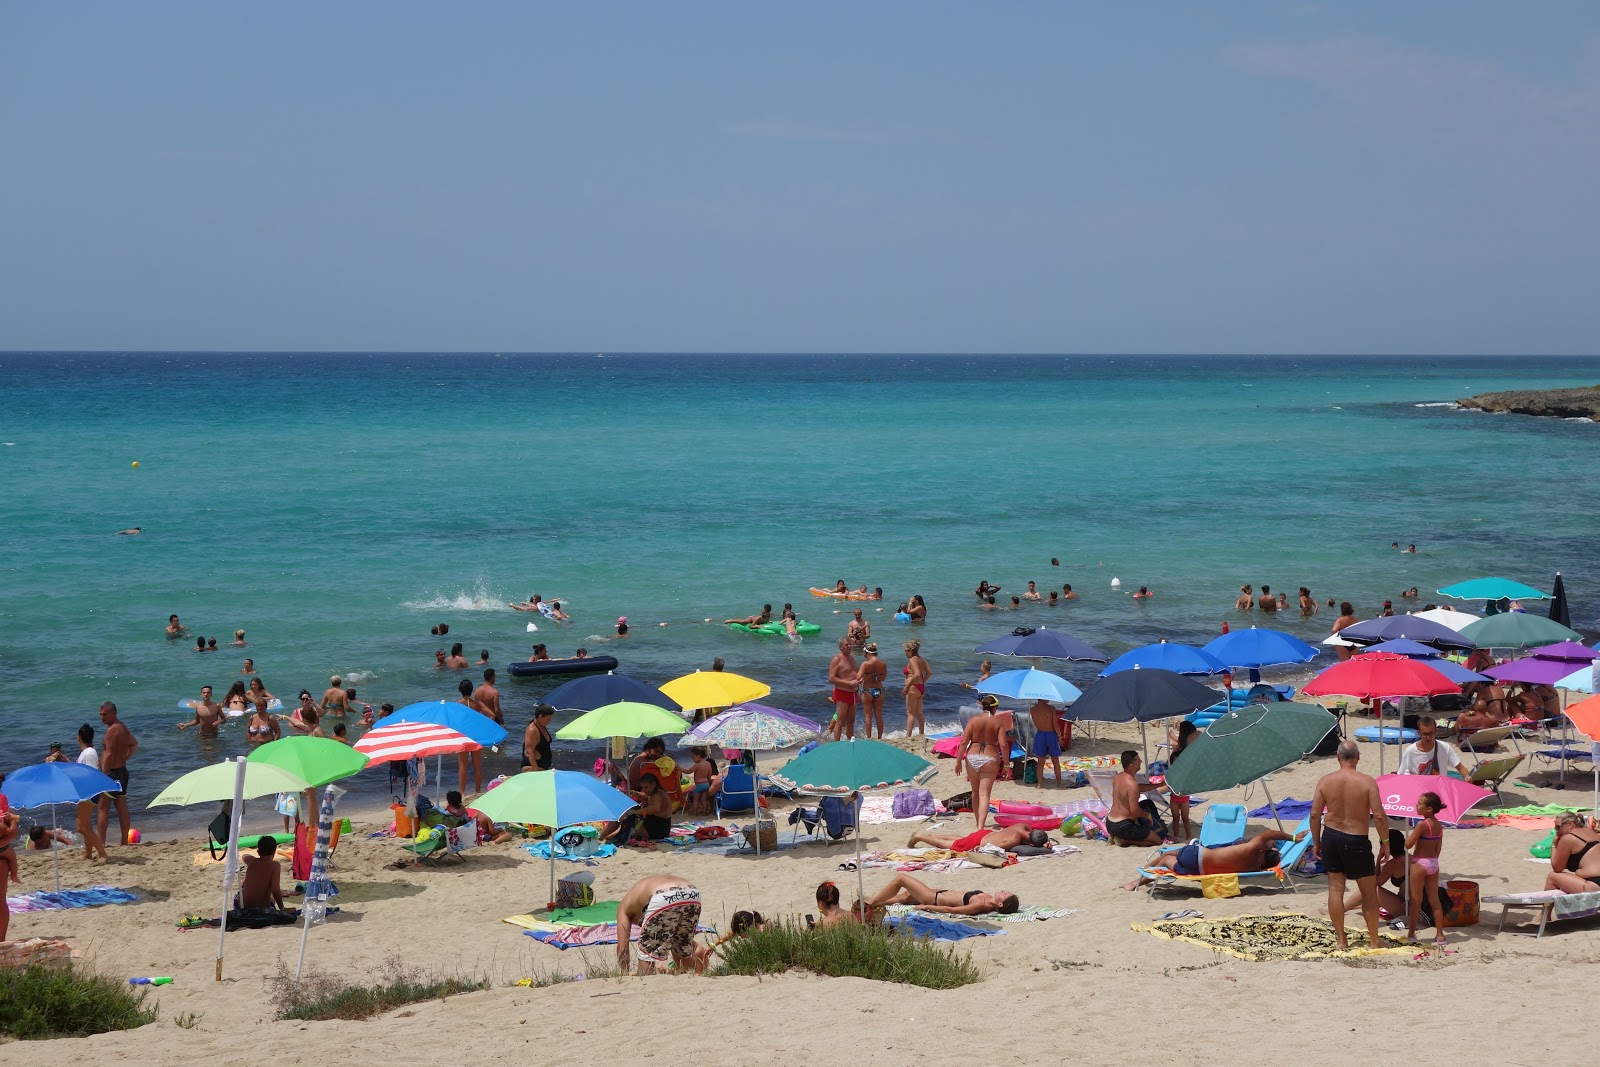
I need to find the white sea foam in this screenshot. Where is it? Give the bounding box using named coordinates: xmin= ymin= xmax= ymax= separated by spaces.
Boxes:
xmin=402 ymin=577 xmax=506 ymax=612
xmin=1414 ymin=402 xmax=1461 ymax=409
xmin=340 ymin=670 xmax=378 ymax=685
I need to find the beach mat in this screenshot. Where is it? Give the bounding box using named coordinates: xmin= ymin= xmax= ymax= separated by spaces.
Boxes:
xmin=886 ymin=903 xmax=1076 ymax=923
xmin=1132 ymin=913 xmax=1414 ymax=961
xmin=524 ymin=919 xmax=716 ymax=950
xmin=503 ymin=901 xmax=621 ymax=931
xmin=885 ymin=913 xmax=1003 ymax=942
xmin=6 ymin=886 xmax=139 ymax=913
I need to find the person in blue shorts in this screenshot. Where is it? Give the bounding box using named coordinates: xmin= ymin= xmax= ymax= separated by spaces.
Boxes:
xmin=1027 ymin=698 xmax=1063 ymax=789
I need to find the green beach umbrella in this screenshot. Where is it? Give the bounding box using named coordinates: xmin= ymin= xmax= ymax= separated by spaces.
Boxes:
xmin=555 ymin=701 xmax=688 ymax=740
xmin=1163 ymin=702 xmax=1337 ymax=829
xmin=149 ymin=760 xmax=311 ymax=807
xmin=1459 ymin=612 xmax=1580 ymax=650
xmin=248 ymin=736 xmax=369 ymax=787
xmin=771 ymin=739 xmax=936 ymax=903
xmin=472 ymin=770 xmax=640 ymax=905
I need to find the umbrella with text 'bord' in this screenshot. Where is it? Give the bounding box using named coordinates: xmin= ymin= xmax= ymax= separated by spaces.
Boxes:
xmin=1438 ymin=577 xmax=1550 ymax=602
xmin=1336 ymin=616 xmax=1475 ymax=652
xmin=1374 ymin=774 xmax=1494 ymax=826
xmin=975 ymin=627 xmax=1109 ymax=662
xmin=1459 ymin=612 xmax=1580 ymax=650
xmin=660 ymin=671 xmax=770 ymax=711
xmin=976 ymin=668 xmax=1083 ymax=704
xmin=544 ymin=673 xmax=680 ymax=713
xmin=1202 ymin=628 xmax=1319 ymax=683
xmin=1100 ymin=642 xmax=1227 ymax=677
xmin=1364 ymin=640 xmax=1487 ymax=685
xmin=248 ymin=736 xmax=369 ymax=787
xmin=471 ymin=770 xmax=639 ymax=906
xmin=1065 ymin=667 xmax=1225 ymax=764
xmin=1163 ymin=702 xmax=1337 ymax=830
xmin=1300 ymin=654 xmax=1459 ymax=775
xmin=1 ymin=762 xmax=123 ymax=891
xmin=386 ymin=700 xmax=508 ymax=747
xmin=771 ymin=739 xmax=935 ymax=902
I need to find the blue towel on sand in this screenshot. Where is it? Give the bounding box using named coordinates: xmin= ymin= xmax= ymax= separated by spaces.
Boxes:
xmin=1247 ymin=797 xmax=1314 ymax=821
xmin=522 ymin=840 xmax=619 ymax=861
xmin=885 ymin=913 xmax=1003 ymax=942
xmin=6 ymin=886 xmax=139 ymax=912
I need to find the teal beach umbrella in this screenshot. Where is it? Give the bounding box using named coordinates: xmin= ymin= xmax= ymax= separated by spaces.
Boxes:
xmin=1437 ymin=577 xmax=1550 ymax=602
xmin=1459 ymin=612 xmax=1580 ymax=650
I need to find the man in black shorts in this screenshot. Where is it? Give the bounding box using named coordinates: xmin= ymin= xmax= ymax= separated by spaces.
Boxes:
xmin=1311 ymin=740 xmax=1390 ymax=950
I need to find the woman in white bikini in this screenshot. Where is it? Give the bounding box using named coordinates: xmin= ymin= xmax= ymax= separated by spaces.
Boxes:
xmin=956 ymin=695 xmax=1005 ymax=830
xmin=859 ymin=644 xmax=888 ymax=739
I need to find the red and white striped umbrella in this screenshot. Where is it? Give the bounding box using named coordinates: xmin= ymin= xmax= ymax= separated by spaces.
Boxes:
xmin=354 ymin=721 xmax=480 ymax=763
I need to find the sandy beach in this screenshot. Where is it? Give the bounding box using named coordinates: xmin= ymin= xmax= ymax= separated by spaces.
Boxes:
xmin=2 ymin=717 xmax=1592 ymax=1066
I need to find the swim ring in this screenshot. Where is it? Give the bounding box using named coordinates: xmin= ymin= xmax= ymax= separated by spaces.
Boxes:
xmin=993 ymin=813 xmax=1063 ymax=831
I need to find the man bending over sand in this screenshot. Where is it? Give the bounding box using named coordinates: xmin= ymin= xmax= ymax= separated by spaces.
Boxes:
xmin=616 ymin=874 xmax=708 ymax=976
xmin=1311 ymin=740 xmax=1390 ymax=950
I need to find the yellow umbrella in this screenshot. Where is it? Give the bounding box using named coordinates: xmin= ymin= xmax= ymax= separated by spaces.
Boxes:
xmin=660 ymin=670 xmax=770 ymax=711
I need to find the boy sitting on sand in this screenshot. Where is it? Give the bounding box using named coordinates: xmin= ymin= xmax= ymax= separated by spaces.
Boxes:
xmin=239 ymin=837 xmax=285 ymax=911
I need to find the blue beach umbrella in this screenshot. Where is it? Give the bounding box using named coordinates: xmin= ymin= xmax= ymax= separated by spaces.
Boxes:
xmin=386 ymin=700 xmax=509 ymax=747
xmin=2 ymin=761 xmax=121 ymax=891
xmin=543 ymin=673 xmax=680 ymax=713
xmin=976 ymin=668 xmax=1083 ymax=703
xmin=1100 ymin=642 xmax=1227 ymax=678
xmin=974 ymin=627 xmax=1109 ymax=663
xmin=1437 ymin=577 xmax=1550 ymax=602
xmin=1337 ymin=616 xmax=1475 ymax=652
xmin=1202 ymin=627 xmax=1319 ymax=683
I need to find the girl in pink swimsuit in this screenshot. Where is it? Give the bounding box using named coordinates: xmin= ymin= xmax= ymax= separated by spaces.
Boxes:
xmin=1405 ymin=791 xmax=1447 ymax=946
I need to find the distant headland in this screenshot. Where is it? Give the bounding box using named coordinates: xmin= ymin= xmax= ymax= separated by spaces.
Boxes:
xmin=1457 ymin=385 xmax=1600 ymax=420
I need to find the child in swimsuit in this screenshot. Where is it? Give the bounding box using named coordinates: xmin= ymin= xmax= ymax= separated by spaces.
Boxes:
xmin=686 ymin=747 xmax=720 ymax=816
xmin=1405 ymin=791 xmax=1447 ymax=946
xmin=0 ymin=796 xmax=20 ymax=885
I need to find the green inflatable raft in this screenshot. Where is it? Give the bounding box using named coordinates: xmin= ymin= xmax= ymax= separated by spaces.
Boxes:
xmin=727 ymin=619 xmax=821 ymax=636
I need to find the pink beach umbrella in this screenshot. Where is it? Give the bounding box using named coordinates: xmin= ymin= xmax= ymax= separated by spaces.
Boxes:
xmin=1374 ymin=774 xmax=1494 ymax=826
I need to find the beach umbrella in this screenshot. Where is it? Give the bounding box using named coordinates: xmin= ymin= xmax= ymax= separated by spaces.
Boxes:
xmin=1374 ymin=774 xmax=1494 ymax=827
xmin=1557 ymin=665 xmax=1597 ymax=694
xmin=1300 ymin=654 xmax=1459 ymax=775
xmin=1438 ymin=577 xmax=1551 ymax=602
xmin=1100 ymin=642 xmax=1226 ymax=677
xmin=1163 ymin=702 xmax=1338 ymax=829
xmin=556 ymin=701 xmax=689 ymax=741
xmin=770 ymin=739 xmax=935 ymax=903
xmin=149 ymin=760 xmax=310 ymax=806
xmin=471 ymin=770 xmax=639 ymax=905
xmin=248 ymin=736 xmax=369 ymax=787
xmin=1528 ymin=641 xmax=1598 ymax=663
xmin=1064 ymin=667 xmax=1225 ymax=764
xmin=1410 ymin=607 xmax=1481 ymax=632
xmin=1550 ymin=573 xmax=1572 ymax=629
xmin=1364 ymin=641 xmax=1488 ymax=685
xmin=680 ymin=703 xmax=821 ymax=751
xmin=1202 ymin=628 xmax=1319 ymax=684
xmin=1560 ymin=695 xmax=1600 ymax=813
xmin=974 ymin=627 xmax=1109 ymax=662
xmin=976 ymin=668 xmax=1083 ymax=703
xmin=660 ymin=671 xmax=770 ymax=712
xmin=1336 ymin=616 xmax=1475 ymax=652
xmin=544 ymin=673 xmax=680 ymax=713
xmin=1484 ymin=654 xmax=1596 ymax=687
xmin=354 ymin=722 xmax=481 ymax=763
xmin=1459 ymin=612 xmax=1580 ymax=650
xmin=386 ymin=700 xmax=508 ymax=746
xmin=1 ymin=762 xmax=122 ymax=891
xmin=294 ymin=782 xmax=346 ymax=984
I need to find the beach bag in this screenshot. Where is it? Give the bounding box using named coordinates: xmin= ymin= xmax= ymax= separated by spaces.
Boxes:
xmin=555 ymin=871 xmax=596 ymax=910
xmin=942 ymin=791 xmax=973 ymax=813
xmin=892 ymin=789 xmax=935 ymax=819
xmin=1441 ymin=880 xmax=1481 ymax=927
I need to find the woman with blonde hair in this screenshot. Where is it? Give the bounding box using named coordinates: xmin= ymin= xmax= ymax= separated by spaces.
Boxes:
xmin=902 ymin=640 xmax=931 ymax=737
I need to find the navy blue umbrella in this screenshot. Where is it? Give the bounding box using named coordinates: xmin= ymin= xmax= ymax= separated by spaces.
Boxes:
xmin=1100 ymin=642 xmax=1226 ymax=678
xmin=1065 ymin=667 xmax=1225 ymax=764
xmin=1336 ymin=615 xmax=1475 ymax=651
xmin=542 ymin=672 xmax=680 ymax=713
xmin=1550 ymin=573 xmax=1572 ymax=629
xmin=974 ymin=627 xmax=1109 ymax=663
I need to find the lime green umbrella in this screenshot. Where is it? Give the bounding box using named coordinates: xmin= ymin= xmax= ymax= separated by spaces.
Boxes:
xmin=248 ymin=736 xmax=369 ymax=787
xmin=1459 ymin=612 xmax=1580 ymax=650
xmin=1163 ymin=702 xmax=1337 ymax=829
xmin=472 ymin=770 xmax=640 ymax=904
xmin=149 ymin=760 xmax=311 ymax=807
xmin=555 ymin=701 xmax=688 ymax=740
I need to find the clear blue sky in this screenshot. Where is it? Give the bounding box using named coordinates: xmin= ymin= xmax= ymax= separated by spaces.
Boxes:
xmin=3 ymin=4 xmax=1597 ymax=354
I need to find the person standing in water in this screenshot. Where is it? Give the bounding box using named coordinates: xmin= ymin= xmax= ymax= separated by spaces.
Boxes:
xmin=96 ymin=702 xmax=137 ymax=847
xmin=827 ymin=638 xmax=860 ymax=741
xmin=859 ymin=644 xmax=888 ymax=739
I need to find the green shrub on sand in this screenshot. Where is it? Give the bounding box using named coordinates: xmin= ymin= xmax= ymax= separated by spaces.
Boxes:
xmin=712 ymin=918 xmax=981 ymax=989
xmin=0 ymin=964 xmax=157 ymax=1040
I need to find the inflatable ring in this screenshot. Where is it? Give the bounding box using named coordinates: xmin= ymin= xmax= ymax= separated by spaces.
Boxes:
xmin=995 ymin=801 xmax=1054 ymax=816
xmin=993 ymin=813 xmax=1063 ymax=831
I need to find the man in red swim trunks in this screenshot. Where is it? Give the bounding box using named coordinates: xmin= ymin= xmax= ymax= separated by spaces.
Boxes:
xmin=827 ymin=637 xmax=860 ymax=741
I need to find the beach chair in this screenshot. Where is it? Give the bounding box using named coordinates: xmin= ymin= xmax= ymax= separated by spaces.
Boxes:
xmin=1137 ymin=818 xmax=1313 ymax=897
xmin=1464 ymin=753 xmax=1526 ymax=804
xmin=1483 ymin=890 xmax=1600 ymax=938
xmin=1198 ymin=803 xmax=1247 ymax=846
xmin=788 ymin=793 xmax=862 ymax=843
xmin=402 ymin=818 xmax=477 ymax=865
xmin=716 ymin=764 xmax=758 ymax=818
xmin=1459 ymin=724 xmax=1519 ymax=757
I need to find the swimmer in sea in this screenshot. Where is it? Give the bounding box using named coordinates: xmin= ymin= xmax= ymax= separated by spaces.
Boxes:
xmin=445 ymin=643 xmax=470 ymax=669
xmin=476 ymin=649 xmax=490 ymax=665
xmin=1235 ymin=585 xmax=1254 ymax=611
xmin=908 ymin=594 xmax=926 ymax=623
xmin=833 ymin=580 xmax=849 ymax=595
xmin=727 ymin=604 xmax=774 ymax=627
xmin=167 ymin=614 xmax=187 ymax=637
xmin=117 ymin=527 xmax=141 ymax=535
xmin=780 ymin=606 xmax=800 ymax=640
xmin=240 ymin=658 xmax=255 ymax=675
xmin=574 ymin=647 xmax=590 ymax=659
xmin=508 ymin=594 xmax=544 ymax=612
xmin=194 ymin=635 xmax=209 ymax=652
xmin=1009 ymin=596 xmax=1022 ymax=609
xmin=178 ymin=686 xmax=223 ymax=736
xmin=1047 ymin=589 xmax=1059 ymax=605
xmin=1133 ymin=585 xmax=1152 ymax=600
xmin=432 ymin=649 xmax=448 ymax=669
xmin=869 ymin=587 xmax=883 ymax=601
xmin=528 ymin=643 xmax=550 ymax=661
xmin=1299 ymin=587 xmax=1318 ymax=616
xmin=1061 ymin=584 xmax=1078 ymax=600
xmin=1023 ymin=581 xmax=1041 ymax=602
xmin=614 ymin=617 xmax=630 ymax=638
xmin=548 ymin=601 xmax=571 ymax=622
xmin=233 ymin=629 xmax=247 ymax=646
xmin=960 ymin=660 xmax=993 ymax=690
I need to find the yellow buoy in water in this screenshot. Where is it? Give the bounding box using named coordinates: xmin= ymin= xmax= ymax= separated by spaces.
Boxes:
xmin=131 ymin=461 xmax=140 ymax=468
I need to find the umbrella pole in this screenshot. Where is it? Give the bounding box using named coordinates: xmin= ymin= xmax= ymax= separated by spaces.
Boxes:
xmin=50 ymin=802 xmax=60 ymax=892
xmin=216 ymin=756 xmax=247 ymax=982
xmin=1260 ymin=780 xmax=1285 ymax=833
xmin=854 ymin=806 xmax=865 ymax=910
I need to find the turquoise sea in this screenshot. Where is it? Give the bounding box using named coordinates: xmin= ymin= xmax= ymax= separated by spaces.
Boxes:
xmin=3 ymin=353 xmax=1599 ymax=832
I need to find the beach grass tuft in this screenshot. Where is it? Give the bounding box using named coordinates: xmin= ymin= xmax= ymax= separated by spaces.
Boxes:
xmin=0 ymin=964 xmax=157 ymax=1040
xmin=269 ymin=954 xmax=487 ymax=1022
xmin=712 ymin=919 xmax=981 ymax=989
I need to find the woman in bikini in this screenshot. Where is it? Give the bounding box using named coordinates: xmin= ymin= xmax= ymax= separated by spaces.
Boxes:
xmin=902 ymin=640 xmax=931 ymax=737
xmin=864 ymin=872 xmax=1019 ymax=916
xmin=1235 ymin=585 xmax=1254 ymax=611
xmin=957 ymin=695 xmax=1005 ymax=829
xmin=1545 ymin=811 xmax=1600 ymax=893
xmin=1405 ymin=791 xmax=1448 ymax=946
xmin=245 ymin=703 xmax=280 ymax=745
xmin=221 ymin=680 xmax=251 ymax=717
xmin=247 ymin=677 xmax=274 ymax=712
xmin=858 ymin=644 xmax=888 ymax=740
xmin=813 ymin=880 xmax=852 ymax=927
xmin=907 ymin=594 xmax=926 ymax=623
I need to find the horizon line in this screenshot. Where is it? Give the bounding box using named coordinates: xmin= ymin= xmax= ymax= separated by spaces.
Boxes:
xmin=3 ymin=350 xmax=1599 ymax=359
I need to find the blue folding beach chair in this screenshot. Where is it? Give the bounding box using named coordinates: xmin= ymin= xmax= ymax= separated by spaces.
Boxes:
xmin=716 ymin=763 xmax=758 ymax=817
xmin=1138 ymin=817 xmax=1314 ymax=897
xmin=1198 ymin=803 xmax=1247 ymax=846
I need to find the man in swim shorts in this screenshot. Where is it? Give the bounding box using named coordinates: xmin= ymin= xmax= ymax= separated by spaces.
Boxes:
xmin=1106 ymin=750 xmax=1167 ymax=847
xmin=827 ymin=638 xmax=860 ymax=741
xmin=1028 ymin=697 xmax=1064 ymax=788
xmin=1311 ymin=740 xmax=1390 ymax=950
xmin=96 ymin=702 xmax=137 ymax=846
xmin=616 ymin=874 xmax=705 ymax=975
xmin=1123 ymin=828 xmax=1306 ymax=890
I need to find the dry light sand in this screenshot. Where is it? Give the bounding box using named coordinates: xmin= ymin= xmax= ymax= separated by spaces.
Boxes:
xmin=2 ymin=721 xmax=1594 ymax=1067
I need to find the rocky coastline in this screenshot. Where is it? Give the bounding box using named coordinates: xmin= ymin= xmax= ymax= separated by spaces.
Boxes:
xmin=1457 ymin=385 xmax=1600 ymax=420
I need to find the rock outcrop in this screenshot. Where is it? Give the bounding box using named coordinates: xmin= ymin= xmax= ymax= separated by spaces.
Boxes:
xmin=1457 ymin=386 xmax=1600 ymax=420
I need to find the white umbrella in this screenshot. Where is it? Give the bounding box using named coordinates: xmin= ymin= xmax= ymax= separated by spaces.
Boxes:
xmin=1410 ymin=608 xmax=1481 ymax=632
